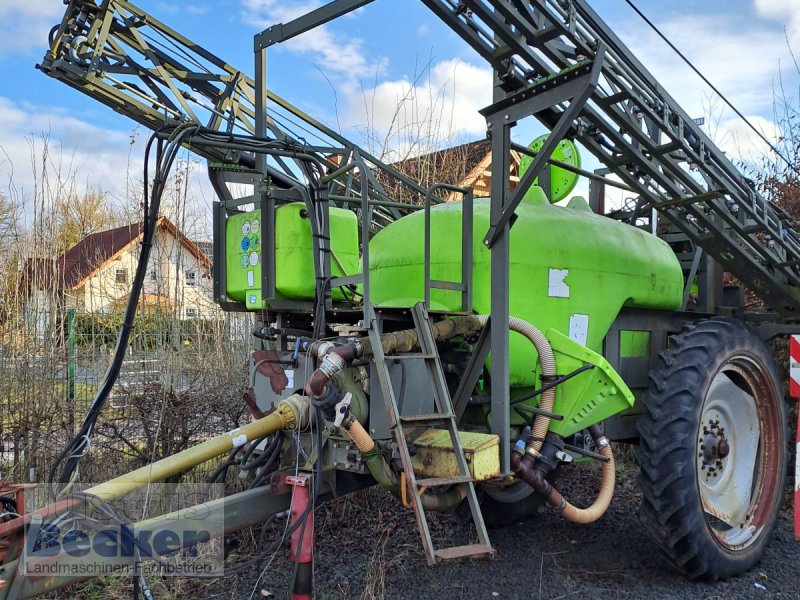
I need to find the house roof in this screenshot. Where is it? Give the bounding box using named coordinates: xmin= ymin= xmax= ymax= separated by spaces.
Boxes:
xmin=385 ymin=139 xmax=520 ymax=200
xmin=194 ymin=241 xmax=213 ymax=261
xmin=60 ymin=221 xmax=145 ymax=289
xmin=392 ymin=139 xmax=492 ymax=180
xmin=25 ymin=217 xmax=211 ymax=291
xmin=388 ymin=139 xmax=491 ymax=188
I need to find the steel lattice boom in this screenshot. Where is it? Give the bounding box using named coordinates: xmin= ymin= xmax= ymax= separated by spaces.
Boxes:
xmin=418 ymin=0 xmax=800 ymax=316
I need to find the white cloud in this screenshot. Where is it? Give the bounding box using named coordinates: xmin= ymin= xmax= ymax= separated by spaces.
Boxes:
xmin=0 ymin=96 xmax=139 ymax=198
xmin=616 ymin=13 xmax=790 ymax=119
xmin=240 ymin=0 xmax=373 ymax=80
xmin=346 ymin=59 xmax=492 ymax=157
xmin=241 ymin=0 xmax=324 ymax=24
xmin=0 ymin=97 xmax=213 ymax=235
xmin=713 ymin=115 xmax=781 ymax=164
xmin=0 ymin=3 xmax=63 ymax=57
xmin=754 ymin=0 xmax=800 ymax=43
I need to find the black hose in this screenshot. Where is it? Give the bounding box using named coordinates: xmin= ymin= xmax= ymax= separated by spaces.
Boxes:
xmin=49 ymin=124 xmax=199 ymax=493
xmin=240 ymin=431 xmax=284 ymax=471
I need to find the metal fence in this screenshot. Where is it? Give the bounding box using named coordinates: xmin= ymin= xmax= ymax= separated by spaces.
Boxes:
xmin=0 ymin=303 xmax=254 ymax=485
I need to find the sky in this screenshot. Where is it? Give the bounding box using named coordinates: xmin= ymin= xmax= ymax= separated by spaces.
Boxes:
xmin=1 ymin=0 xmax=799 ymax=234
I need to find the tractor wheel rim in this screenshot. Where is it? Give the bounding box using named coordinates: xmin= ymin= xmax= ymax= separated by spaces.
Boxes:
xmin=696 ymin=356 xmax=782 ymax=551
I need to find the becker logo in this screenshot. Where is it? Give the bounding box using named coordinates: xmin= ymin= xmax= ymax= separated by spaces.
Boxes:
xmin=26 ymin=524 xmax=212 ymax=559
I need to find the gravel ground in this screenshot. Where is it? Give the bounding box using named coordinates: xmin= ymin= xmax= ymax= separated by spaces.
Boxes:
xmin=224 ymin=461 xmax=800 ymax=600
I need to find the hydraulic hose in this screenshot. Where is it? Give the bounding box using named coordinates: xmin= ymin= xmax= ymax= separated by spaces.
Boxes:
xmin=471 ymin=315 xmax=556 ymax=454
xmin=512 ymin=424 xmax=615 ymax=524
xmin=561 ymin=436 xmax=615 ymax=524
xmin=307 ymin=313 xmax=572 ymax=516
xmin=305 ymin=313 xmax=556 ymax=438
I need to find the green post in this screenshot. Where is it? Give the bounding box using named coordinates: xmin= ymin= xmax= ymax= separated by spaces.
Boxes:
xmin=67 ymin=308 xmax=76 ymax=433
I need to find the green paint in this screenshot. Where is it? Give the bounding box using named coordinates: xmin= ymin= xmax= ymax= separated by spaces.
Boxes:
xmin=368 ymin=186 xmax=683 ymax=389
xmin=225 ymin=203 xmax=360 ymax=309
xmin=620 ymin=330 xmax=651 ymax=359
xmin=545 ymin=328 xmax=635 ymax=437
xmin=518 ymin=135 xmax=581 ymax=203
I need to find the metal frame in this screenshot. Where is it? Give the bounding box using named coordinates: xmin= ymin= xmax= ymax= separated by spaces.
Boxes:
xmin=419 ymin=0 xmax=800 ymax=317
xmin=424 ymin=184 xmax=474 ymax=314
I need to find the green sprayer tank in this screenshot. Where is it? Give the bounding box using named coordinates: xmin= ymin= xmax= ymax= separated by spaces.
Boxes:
xmin=369 ymin=187 xmax=684 ymax=389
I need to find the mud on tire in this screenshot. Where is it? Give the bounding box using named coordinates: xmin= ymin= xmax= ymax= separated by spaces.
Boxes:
xmin=637 ymin=317 xmax=788 ymax=580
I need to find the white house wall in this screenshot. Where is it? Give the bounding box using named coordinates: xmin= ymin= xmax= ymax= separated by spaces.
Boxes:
xmin=80 ymin=228 xmax=218 ymax=319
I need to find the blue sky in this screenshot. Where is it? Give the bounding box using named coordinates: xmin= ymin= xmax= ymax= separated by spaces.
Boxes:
xmin=1 ymin=0 xmax=799 ymax=231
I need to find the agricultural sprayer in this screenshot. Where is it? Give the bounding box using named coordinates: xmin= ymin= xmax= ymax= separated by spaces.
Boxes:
xmin=1 ymin=0 xmax=798 ymax=596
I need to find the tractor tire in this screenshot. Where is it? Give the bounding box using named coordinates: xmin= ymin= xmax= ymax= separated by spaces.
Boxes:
xmin=477 ymin=481 xmax=546 ymax=527
xmin=638 ymin=317 xmax=788 ymax=580
xmin=472 ymin=468 xmax=559 ymax=527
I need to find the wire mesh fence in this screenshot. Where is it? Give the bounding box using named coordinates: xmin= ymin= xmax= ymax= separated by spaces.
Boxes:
xmin=0 ymin=300 xmax=254 ymax=485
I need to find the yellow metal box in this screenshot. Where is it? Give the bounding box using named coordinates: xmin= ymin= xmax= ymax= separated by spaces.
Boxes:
xmin=410 ymin=429 xmax=500 ymax=481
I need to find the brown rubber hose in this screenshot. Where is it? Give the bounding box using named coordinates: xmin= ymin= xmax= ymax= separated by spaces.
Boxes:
xmin=558 ymin=438 xmax=615 ymax=524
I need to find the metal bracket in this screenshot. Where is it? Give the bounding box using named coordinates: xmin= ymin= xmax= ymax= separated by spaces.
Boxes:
xmin=254 ymin=0 xmax=376 ymax=50
xmin=482 ymin=47 xmax=606 ymax=248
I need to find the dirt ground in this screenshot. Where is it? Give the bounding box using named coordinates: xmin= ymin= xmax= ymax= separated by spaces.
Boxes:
xmin=229 ymin=462 xmax=800 ymax=600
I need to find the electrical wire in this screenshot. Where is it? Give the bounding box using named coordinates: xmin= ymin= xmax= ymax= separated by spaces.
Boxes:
xmin=625 ymin=0 xmax=800 ymax=177
xmin=49 ymin=123 xmax=199 ymax=495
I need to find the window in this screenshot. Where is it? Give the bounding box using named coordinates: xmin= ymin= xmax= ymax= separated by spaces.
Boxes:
xmin=185 ymin=270 xmax=197 ymax=287
xmin=115 ymin=268 xmax=128 ymax=284
xmin=185 ymin=307 xmax=197 ymax=319
xmin=149 ymin=270 xmax=157 ymax=281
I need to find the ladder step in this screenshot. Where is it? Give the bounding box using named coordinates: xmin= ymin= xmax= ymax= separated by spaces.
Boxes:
xmin=416 ymin=475 xmax=473 ymax=488
xmin=400 ymin=413 xmax=454 ymax=423
xmin=389 ymin=353 xmax=438 ymax=360
xmin=434 ymin=544 xmax=495 ymax=561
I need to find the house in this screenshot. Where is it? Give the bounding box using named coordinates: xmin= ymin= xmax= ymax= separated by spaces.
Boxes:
xmin=387 ymin=139 xmax=523 ymax=201
xmin=23 ymin=217 xmax=217 ymax=334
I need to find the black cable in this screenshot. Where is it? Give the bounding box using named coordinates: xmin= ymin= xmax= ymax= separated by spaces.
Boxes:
xmin=288 ymin=406 xmax=322 ymax=596
xmin=509 ymin=364 xmax=595 ymax=407
xmin=206 ymin=444 xmax=246 ymax=486
xmin=625 ymin=0 xmax=800 ymax=177
xmin=49 ymin=124 xmax=199 ymax=493
xmin=240 ymin=431 xmax=283 ymax=471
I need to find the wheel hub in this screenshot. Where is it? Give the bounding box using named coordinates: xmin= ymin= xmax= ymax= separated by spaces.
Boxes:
xmin=700 ymin=420 xmax=729 ymax=472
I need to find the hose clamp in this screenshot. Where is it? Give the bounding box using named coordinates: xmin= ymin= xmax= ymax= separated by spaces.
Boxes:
xmin=318 ymin=352 xmax=345 ymax=379
xmin=595 ymin=436 xmax=610 ymax=450
xmin=550 ymin=496 xmax=567 ymax=514
xmin=316 ymin=341 xmax=335 ymax=359
xmin=524 ymin=446 xmax=542 ymax=461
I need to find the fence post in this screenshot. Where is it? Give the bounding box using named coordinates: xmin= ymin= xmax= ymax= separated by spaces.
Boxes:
xmin=67 ymin=308 xmax=76 ymax=434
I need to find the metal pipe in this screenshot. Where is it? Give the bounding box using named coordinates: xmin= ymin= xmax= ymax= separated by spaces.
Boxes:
xmin=0 ymin=486 xmax=294 ymax=600
xmin=510 ymin=141 xmax=639 ymax=194
xmin=86 ymin=396 xmax=308 ymax=502
xmin=328 ymin=194 xmax=423 ymax=211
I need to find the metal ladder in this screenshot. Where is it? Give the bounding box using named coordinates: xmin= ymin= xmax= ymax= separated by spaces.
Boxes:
xmin=368 ymin=303 xmax=494 ymax=565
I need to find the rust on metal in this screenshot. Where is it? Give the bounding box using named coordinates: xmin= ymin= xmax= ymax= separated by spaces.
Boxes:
xmin=253 ymin=350 xmax=290 ymax=393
